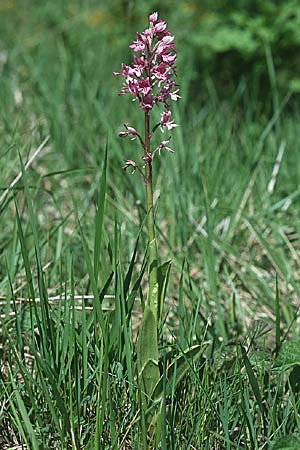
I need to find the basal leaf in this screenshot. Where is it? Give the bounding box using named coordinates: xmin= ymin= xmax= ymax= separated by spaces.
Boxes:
xmin=137 ymin=306 xmax=160 ymax=399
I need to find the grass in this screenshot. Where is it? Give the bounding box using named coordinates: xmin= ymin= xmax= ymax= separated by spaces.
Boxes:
xmin=1 ymin=1 xmax=300 ymax=449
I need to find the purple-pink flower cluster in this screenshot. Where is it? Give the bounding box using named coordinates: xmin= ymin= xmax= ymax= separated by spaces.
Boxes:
xmin=114 ymin=12 xmax=180 ymax=138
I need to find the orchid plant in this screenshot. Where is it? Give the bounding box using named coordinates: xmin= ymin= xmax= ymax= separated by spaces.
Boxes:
xmin=114 ymin=11 xmax=179 ymax=410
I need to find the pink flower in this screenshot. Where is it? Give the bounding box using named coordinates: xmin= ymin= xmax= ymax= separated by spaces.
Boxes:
xmin=160 ymin=110 xmax=178 ymax=131
xmin=137 ymin=78 xmax=152 ymax=95
xmin=122 ymin=160 xmax=138 ymax=172
xmin=155 ymin=35 xmax=175 ymax=56
xmin=154 ymin=21 xmax=167 ymax=33
xmin=156 ymin=81 xmax=176 ymax=103
xmin=134 ymin=56 xmax=146 ymax=66
xmin=144 ymin=27 xmax=154 ymax=45
xmin=129 ymin=34 xmax=146 ymax=52
xmin=114 ymin=11 xmax=179 ymax=110
xmin=129 ymin=41 xmax=145 ymax=52
xmin=161 ymin=35 xmax=174 ymax=45
xmin=114 ymin=11 xmax=180 ymax=154
xmin=158 ymin=139 xmax=174 ymax=154
xmin=113 ymin=63 xmax=135 ymax=77
xmin=149 ymin=12 xmax=158 ymax=23
xmin=141 ymin=93 xmax=155 ymax=111
xmin=170 ymin=89 xmax=181 ymax=101
xmin=118 ymin=123 xmax=138 ymax=139
xmin=152 ymin=62 xmax=170 ymax=82
xmin=123 ymin=79 xmax=139 ymax=96
xmin=133 ymin=56 xmax=146 ymax=77
xmin=162 ymin=53 xmax=176 ymax=64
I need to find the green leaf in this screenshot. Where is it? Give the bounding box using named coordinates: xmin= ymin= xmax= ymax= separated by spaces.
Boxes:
xmin=275 ymin=275 xmax=281 ymax=354
xmin=78 ymin=218 xmax=105 ymax=335
xmin=275 ymin=342 xmax=300 ymax=369
xmin=157 ymin=260 xmax=171 ymax=326
xmin=240 ymin=345 xmax=264 ymax=418
xmin=289 ymin=365 xmax=300 ymax=394
xmin=271 ymin=435 xmax=300 ymax=449
xmin=124 ymin=237 xmax=139 ymax=292
xmin=93 ymin=140 xmax=108 ymax=283
xmin=137 ymin=306 xmax=160 ymax=399
xmin=8 ymin=367 xmax=40 ymax=450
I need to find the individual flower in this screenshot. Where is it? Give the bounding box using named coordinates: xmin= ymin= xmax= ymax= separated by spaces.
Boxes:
xmin=129 ymin=35 xmax=146 ymax=52
xmin=169 ymin=89 xmax=180 ymax=101
xmin=141 ymin=93 xmax=155 ymax=111
xmin=152 ymin=62 xmax=170 ymax=83
xmin=118 ymin=123 xmax=138 ymax=140
xmin=149 ymin=11 xmax=158 ymax=23
xmin=156 ymin=81 xmax=180 ymax=105
xmin=137 ymin=78 xmax=152 ymax=95
xmin=157 ymin=138 xmax=174 ymax=154
xmin=122 ymin=159 xmax=138 ymax=172
xmin=160 ymin=110 xmax=178 ymax=131
xmin=155 ymin=36 xmax=175 ymax=56
xmin=155 ymin=21 xmax=167 ymax=33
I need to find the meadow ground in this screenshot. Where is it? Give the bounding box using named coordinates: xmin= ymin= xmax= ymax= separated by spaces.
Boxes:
xmin=1 ymin=2 xmax=300 ymax=449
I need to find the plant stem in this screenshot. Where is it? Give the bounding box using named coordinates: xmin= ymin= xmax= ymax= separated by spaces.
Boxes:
xmin=137 ymin=110 xmax=160 ymax=419
xmin=144 ymin=111 xmax=158 ymax=316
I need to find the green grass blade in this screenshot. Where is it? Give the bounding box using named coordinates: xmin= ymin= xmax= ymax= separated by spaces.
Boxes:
xmin=93 ymin=140 xmax=108 ymax=283
xmin=240 ymin=345 xmax=265 ymax=424
xmin=8 ymin=368 xmax=40 ymax=450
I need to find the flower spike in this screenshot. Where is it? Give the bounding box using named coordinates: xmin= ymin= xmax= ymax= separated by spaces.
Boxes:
xmin=114 ymin=11 xmax=179 ymax=154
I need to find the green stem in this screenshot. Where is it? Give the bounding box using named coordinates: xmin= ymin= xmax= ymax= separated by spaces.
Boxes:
xmin=144 ymin=111 xmax=158 ymax=315
xmin=137 ymin=111 xmax=160 ymax=414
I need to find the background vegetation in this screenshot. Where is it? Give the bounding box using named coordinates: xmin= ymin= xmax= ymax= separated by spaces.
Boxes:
xmin=1 ymin=0 xmax=300 ymax=448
